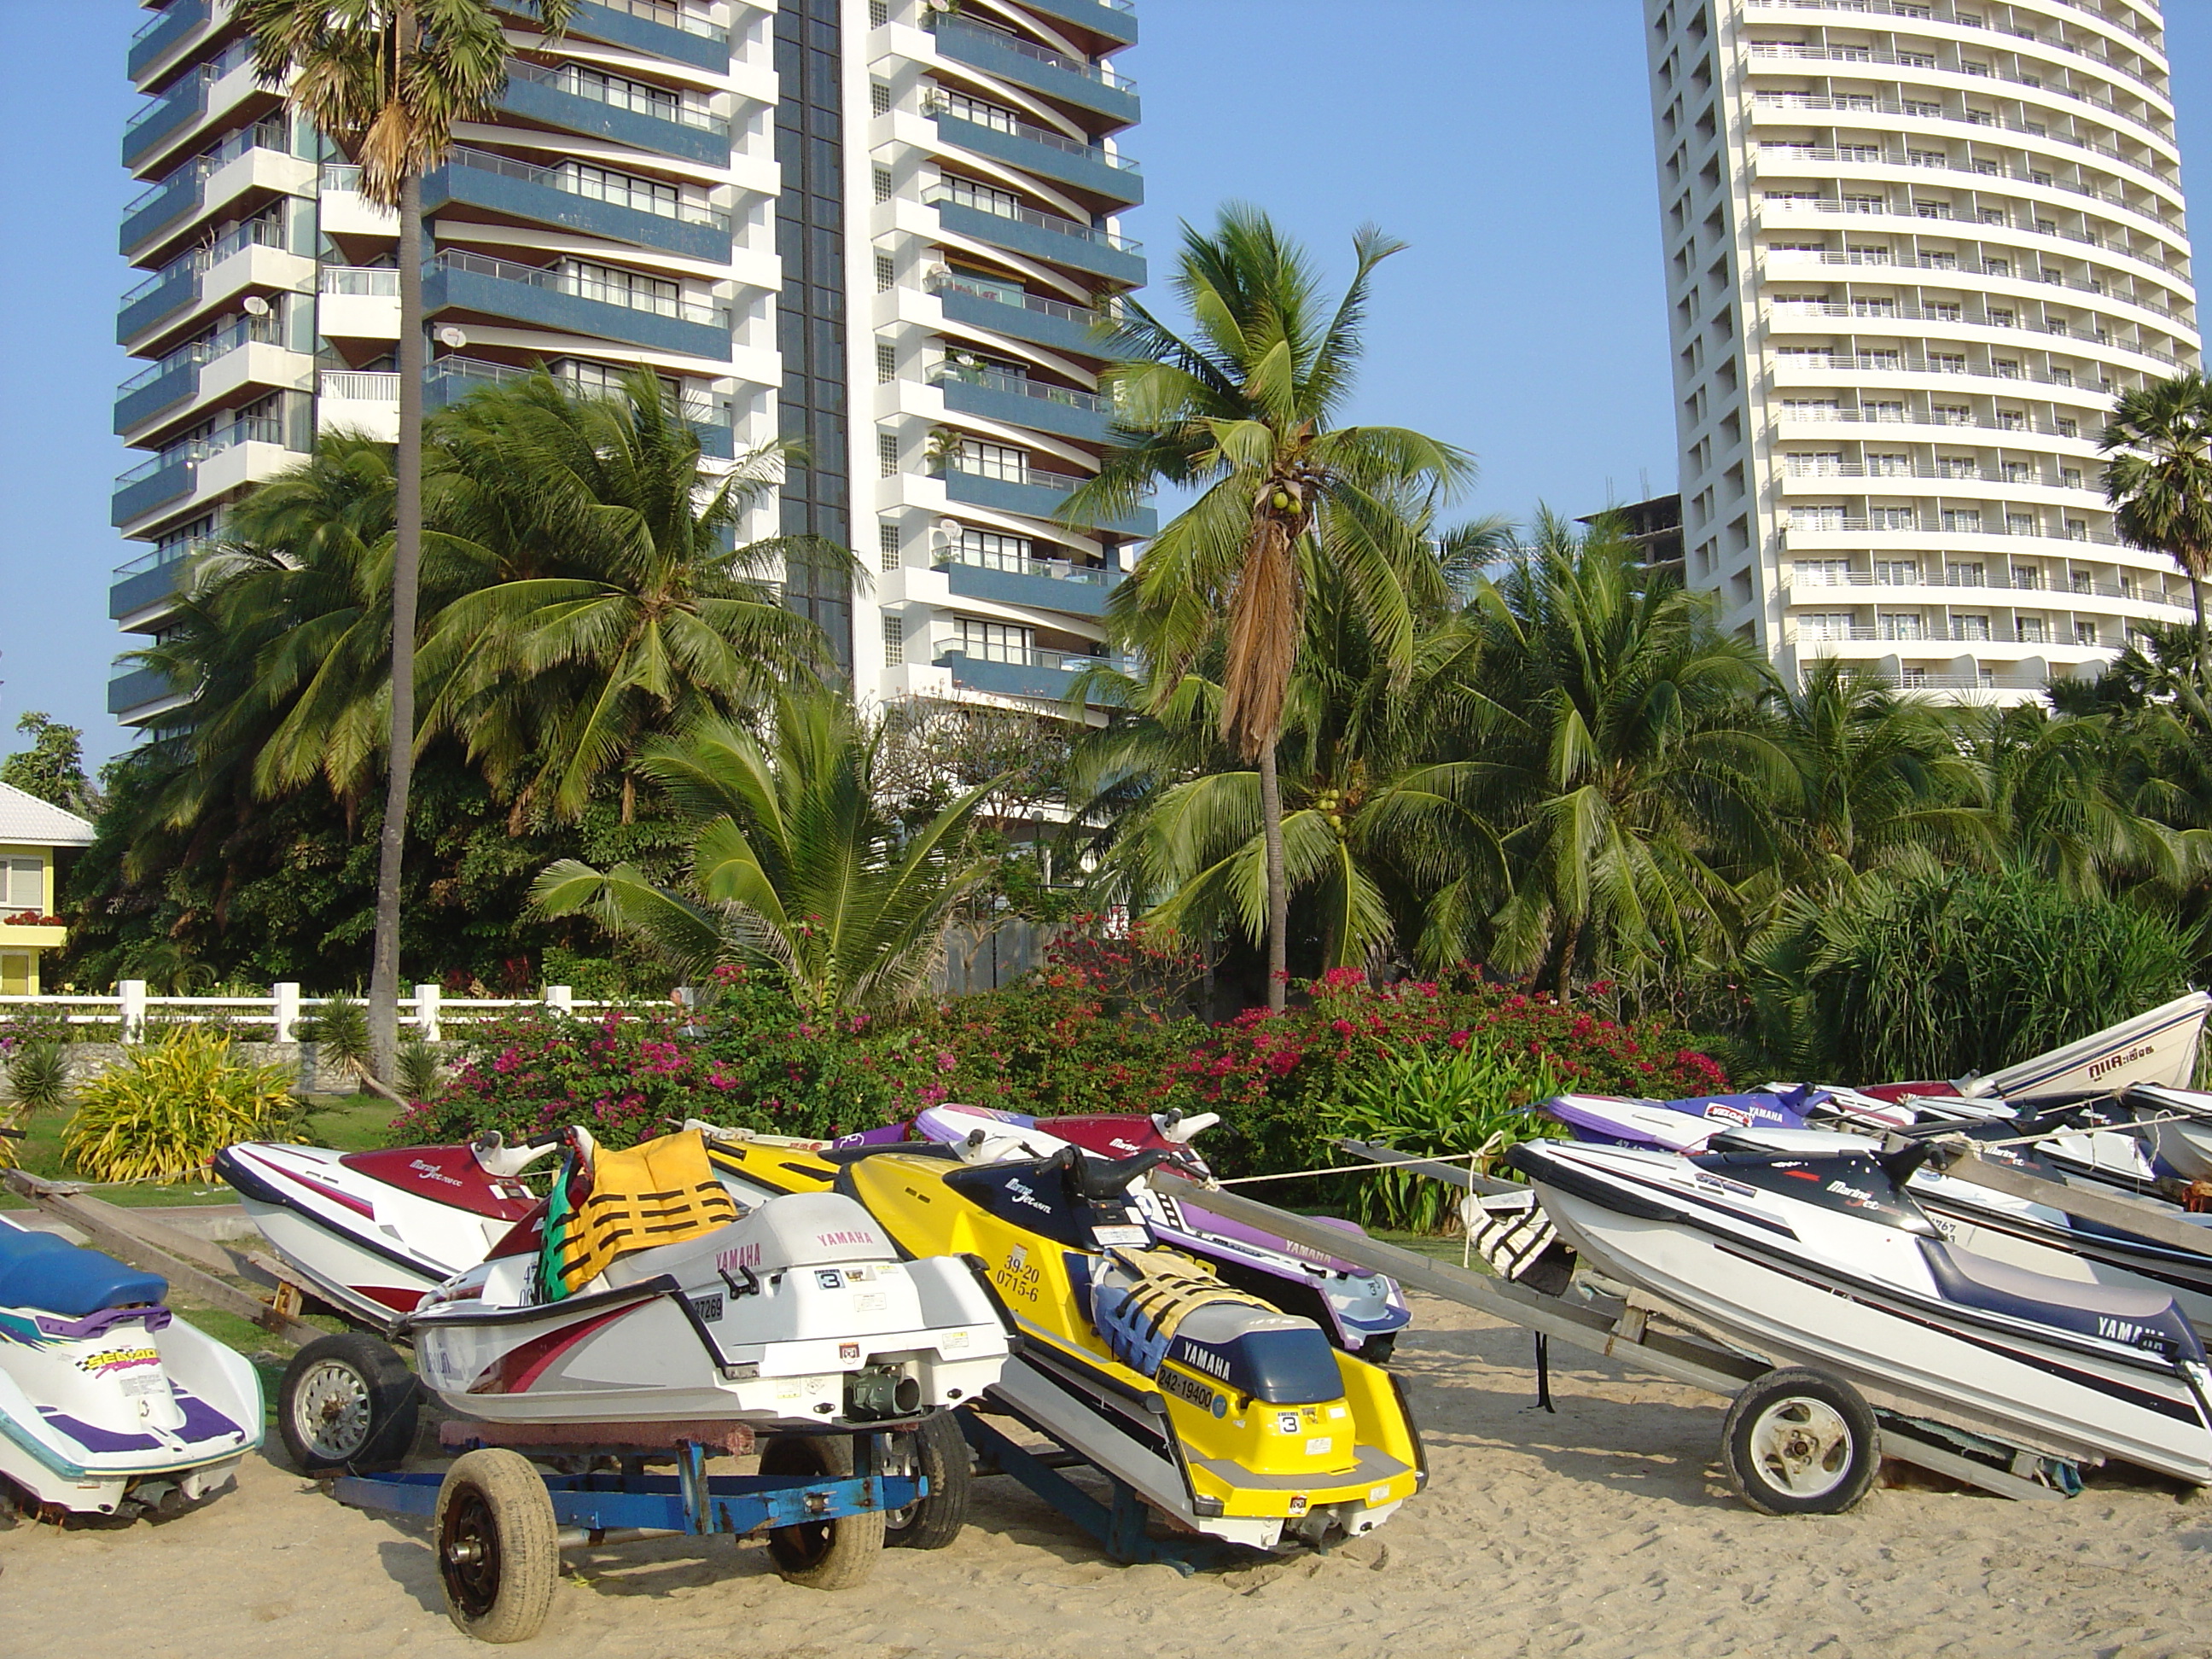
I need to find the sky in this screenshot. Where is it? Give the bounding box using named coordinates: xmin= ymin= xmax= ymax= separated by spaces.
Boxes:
xmin=0 ymin=0 xmax=2206 ymax=770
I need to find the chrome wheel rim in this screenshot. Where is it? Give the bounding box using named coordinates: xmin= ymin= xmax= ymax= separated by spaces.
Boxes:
xmin=1747 ymin=1397 xmax=1853 ymax=1499
xmin=294 ymin=1360 xmax=374 ymax=1463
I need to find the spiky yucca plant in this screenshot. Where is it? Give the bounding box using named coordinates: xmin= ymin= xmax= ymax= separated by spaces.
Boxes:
xmin=65 ymin=1028 xmax=297 ymax=1185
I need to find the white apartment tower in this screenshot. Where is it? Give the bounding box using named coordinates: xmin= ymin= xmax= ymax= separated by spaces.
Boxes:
xmin=111 ymin=0 xmax=1144 ymax=728
xmin=1644 ymin=0 xmax=2199 ymax=698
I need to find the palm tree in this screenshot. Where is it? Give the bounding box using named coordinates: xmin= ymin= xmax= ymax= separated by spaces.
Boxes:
xmin=419 ymin=370 xmax=845 ymax=824
xmin=237 ymin=0 xmax=574 ymax=1074
xmin=2100 ymin=372 xmax=2212 ymax=681
xmin=532 ymin=688 xmax=1000 ymax=1015
xmin=1462 ymin=514 xmax=1786 ymax=998
xmin=1068 ymin=206 xmax=1471 ymax=1009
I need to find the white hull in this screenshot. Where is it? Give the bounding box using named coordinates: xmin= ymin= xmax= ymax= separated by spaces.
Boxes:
xmin=1537 ymin=1183 xmax=2212 ymax=1483
xmin=1975 ymin=991 xmax=2212 ymax=1103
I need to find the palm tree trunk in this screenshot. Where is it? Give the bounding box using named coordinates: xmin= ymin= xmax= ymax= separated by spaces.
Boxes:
xmin=2191 ymin=570 xmax=2208 ymax=688
xmin=368 ymin=169 xmax=425 ymax=1080
xmin=1258 ymin=740 xmax=1288 ymax=1012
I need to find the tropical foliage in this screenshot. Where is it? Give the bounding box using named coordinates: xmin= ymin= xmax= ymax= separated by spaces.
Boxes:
xmin=63 ymin=1027 xmax=297 ymax=1184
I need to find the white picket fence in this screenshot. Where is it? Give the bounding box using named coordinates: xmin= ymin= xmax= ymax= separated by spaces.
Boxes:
xmin=0 ymin=981 xmax=659 ymax=1044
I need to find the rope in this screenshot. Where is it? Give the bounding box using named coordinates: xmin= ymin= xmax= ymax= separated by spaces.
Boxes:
xmin=1213 ymin=1151 xmax=1482 ymax=1186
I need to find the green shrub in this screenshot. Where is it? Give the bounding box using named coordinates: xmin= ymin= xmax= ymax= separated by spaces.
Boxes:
xmin=1326 ymin=1042 xmax=1569 ymax=1231
xmin=4 ymin=1040 xmax=72 ymax=1114
xmin=300 ymin=992 xmax=372 ymax=1077
xmin=396 ymin=1038 xmax=443 ymax=1102
xmin=1749 ymin=868 xmax=2192 ymax=1082
xmin=64 ymin=1027 xmax=298 ymax=1184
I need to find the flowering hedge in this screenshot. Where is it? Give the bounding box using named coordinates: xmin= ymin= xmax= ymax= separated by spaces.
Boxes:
xmin=393 ymin=954 xmax=1727 ymax=1190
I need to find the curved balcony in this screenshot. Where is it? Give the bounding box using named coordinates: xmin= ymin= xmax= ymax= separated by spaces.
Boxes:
xmin=934 ymin=646 xmax=1121 ymax=705
xmin=928 ymin=192 xmax=1144 ymax=288
xmin=928 ymin=106 xmax=1142 ymax=209
xmin=929 ymin=16 xmax=1138 ymax=129
xmin=423 ymin=146 xmax=732 ymax=261
xmin=499 ymin=61 xmax=731 ymax=166
xmin=1749 ymin=92 xmax=2179 ymax=191
xmin=128 ymin=0 xmax=210 ymax=82
xmin=1018 ymin=0 xmax=1138 ymax=48
xmin=940 ymin=462 xmax=1155 ymax=537
xmin=929 ymin=276 xmax=1109 ymax=357
xmin=1743 ymin=1 xmax=2168 ymax=102
xmin=424 ymin=249 xmax=732 ymax=360
xmin=933 ymin=365 xmax=1112 ymax=442
xmin=938 ymin=551 xmax=1115 ymax=619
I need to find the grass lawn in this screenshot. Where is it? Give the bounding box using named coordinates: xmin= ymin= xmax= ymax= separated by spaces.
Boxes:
xmin=1 ymin=1091 xmax=397 ymax=1209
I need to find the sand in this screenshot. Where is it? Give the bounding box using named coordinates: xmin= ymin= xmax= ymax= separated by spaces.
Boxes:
xmin=7 ymin=1291 xmax=2209 ymax=1658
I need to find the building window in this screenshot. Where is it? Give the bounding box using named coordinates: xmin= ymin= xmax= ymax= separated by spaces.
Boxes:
xmin=1878 ymin=612 xmax=1925 ymax=641
xmin=870 ymin=80 xmax=892 ymax=116
xmin=873 ymin=166 xmax=895 ymax=204
xmin=875 ymin=252 xmax=896 ymax=293
xmin=879 ymin=522 xmax=902 ymax=571
xmin=2075 ymin=621 xmax=2099 ymax=646
xmin=1 ymin=858 xmax=40 ymax=911
xmin=869 ymin=0 xmax=889 ymax=23
xmin=1790 ymin=505 xmax=1845 ymax=531
xmin=2005 ymin=513 xmax=2036 ymax=537
xmin=556 ymin=161 xmax=680 ymax=218
xmin=1793 ymin=559 xmax=1849 ymax=587
xmin=876 ymin=342 xmax=897 ymax=382
xmin=560 ymin=259 xmax=680 ymax=316
xmin=882 ymin=614 xmax=904 ymax=666
xmin=2012 ymin=566 xmax=2043 ymax=591
xmin=1867 ymin=452 xmax=1911 ymax=476
xmin=556 ymin=65 xmax=681 ymax=123
xmin=956 ymin=619 xmax=1031 ymax=662
xmin=954 ymin=527 xmax=1034 ymax=570
xmin=941 ymin=175 xmax=1021 ymax=218
xmin=1784 ymin=453 xmax=1843 ymax=476
xmin=2066 ymin=519 xmax=2088 ymax=541
xmin=878 ymin=432 xmax=901 ymax=476
xmin=2017 ymin=616 xmax=2046 ymax=643
xmin=2054 ymin=416 xmax=2079 ymax=438
xmin=1799 ymin=613 xmax=1856 ymax=642
xmin=1872 ymin=507 xmax=1918 ymax=529
xmin=1941 ymin=509 xmax=1982 ymax=533
xmin=1875 ymin=560 xmax=1919 ymax=586
xmin=936 ymin=90 xmax=1022 ymax=135
xmin=1955 ymin=614 xmax=1990 ymax=641
xmin=1945 ymin=562 xmax=1984 ymax=587
xmin=2061 ymin=468 xmax=2082 ymax=489
xmin=954 ymin=439 xmax=1027 ymax=482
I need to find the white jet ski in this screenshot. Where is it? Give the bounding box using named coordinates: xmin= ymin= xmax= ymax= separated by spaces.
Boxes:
xmin=0 ymin=1214 xmax=262 ymax=1518
xmin=406 ymin=1127 xmax=1010 ymax=1430
xmin=1508 ymin=1135 xmax=2212 ymax=1490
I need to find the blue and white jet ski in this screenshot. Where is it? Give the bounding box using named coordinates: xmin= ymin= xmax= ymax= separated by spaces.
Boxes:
xmin=1509 ymin=1135 xmax=2212 ymax=1487
xmin=0 ymin=1214 xmax=262 ymax=1518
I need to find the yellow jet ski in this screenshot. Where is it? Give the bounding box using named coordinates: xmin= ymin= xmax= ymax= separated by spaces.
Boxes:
xmin=702 ymin=1130 xmax=1424 ymax=1551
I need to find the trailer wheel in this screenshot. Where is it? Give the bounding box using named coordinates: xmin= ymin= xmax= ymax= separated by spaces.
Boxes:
xmin=279 ymin=1333 xmax=420 ymax=1475
xmin=434 ymin=1449 xmax=559 ymax=1644
xmin=759 ymin=1435 xmax=885 ymax=1589
xmin=885 ymin=1412 xmax=971 ymax=1550
xmin=1722 ymin=1367 xmax=1880 ymax=1516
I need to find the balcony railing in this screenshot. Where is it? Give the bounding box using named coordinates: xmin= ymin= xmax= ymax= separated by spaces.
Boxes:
xmin=1757 ymin=198 xmax=2186 ymax=277
xmin=1770 ymin=352 xmax=2121 ymax=393
xmin=425 ymin=354 xmax=731 ymax=426
xmin=1753 ymin=94 xmax=2150 ymax=178
xmin=1787 ymin=570 xmax=2186 ymax=608
xmin=319 ymin=370 xmax=400 ymax=401
xmin=1747 ymin=42 xmax=2163 ymax=134
xmin=116 ymin=311 xmax=283 ymax=396
xmin=1784 ymin=514 xmax=2122 ymax=545
xmin=1754 ymin=145 xmax=2182 ymax=233
xmin=930 ymin=16 xmax=1137 ymax=93
xmin=120 ymin=213 xmax=288 ymax=306
xmin=943 ymin=459 xmax=1091 ymax=496
xmin=121 ymin=115 xmax=291 ymax=222
xmin=114 ymin=414 xmax=286 ymax=488
xmin=1782 ymin=463 xmax=2094 ymax=487
xmin=927 ymin=273 xmax=1105 ymax=328
xmin=1766 ymin=302 xmax=2180 ymax=367
xmin=1769 ymin=411 xmax=2096 ymax=440
xmin=923 ymin=90 xmax=1140 ymax=171
xmin=940 ymin=645 xmax=1116 ymax=673
xmin=113 ymin=536 xmax=214 ymax=579
xmin=441 ymin=143 xmax=731 ymax=227
xmin=1744 ymin=0 xmax=2167 ymax=96
xmin=429 ymin=249 xmax=731 ymax=327
xmin=924 ymin=185 xmax=1141 ymax=253
xmin=506 ymin=59 xmax=727 ymax=133
xmin=932 ymin=364 xmax=1111 ymax=413
xmin=1759 ymin=250 xmax=2193 ymax=327
xmin=937 ymin=548 xmax=1109 ymax=585
xmin=586 ymin=0 xmax=727 ymax=40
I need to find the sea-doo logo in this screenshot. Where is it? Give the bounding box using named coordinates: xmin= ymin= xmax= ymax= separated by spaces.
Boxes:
xmin=1701 ymin=1102 xmax=1755 ymax=1127
xmin=1158 ymin=1366 xmax=1219 ymax=1413
xmin=80 ymin=1345 xmax=160 ymax=1376
xmin=2088 ymin=1042 xmax=2157 ymax=1082
xmin=1173 ymin=1340 xmax=1231 ymax=1381
xmin=410 ymin=1159 xmax=464 ymax=1187
xmin=1003 ymin=1178 xmax=1052 ymax=1214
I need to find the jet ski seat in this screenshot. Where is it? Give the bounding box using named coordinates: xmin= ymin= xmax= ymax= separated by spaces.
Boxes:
xmin=1918 ymin=1238 xmax=2203 ymax=1359
xmin=0 ymin=1221 xmax=166 ymax=1318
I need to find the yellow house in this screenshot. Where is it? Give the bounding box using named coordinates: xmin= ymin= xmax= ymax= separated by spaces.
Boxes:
xmin=0 ymin=783 xmax=95 ymax=995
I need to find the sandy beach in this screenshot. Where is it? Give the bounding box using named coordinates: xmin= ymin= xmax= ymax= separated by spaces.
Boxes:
xmin=7 ymin=1290 xmax=2209 ymax=1659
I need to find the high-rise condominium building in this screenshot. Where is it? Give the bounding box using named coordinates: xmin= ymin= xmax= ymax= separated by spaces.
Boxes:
xmin=109 ymin=0 xmax=1145 ymax=730
xmin=1644 ymin=0 xmax=2198 ymax=699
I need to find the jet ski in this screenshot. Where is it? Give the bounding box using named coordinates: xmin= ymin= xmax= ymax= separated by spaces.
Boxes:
xmin=839 ymin=1104 xmax=1412 ymax=1360
xmin=1509 ymin=1135 xmax=2212 ymax=1491
xmin=1539 ymin=1092 xmax=2212 ymax=1336
xmin=214 ymin=1132 xmax=561 ymax=1324
xmin=1842 ymin=990 xmax=2212 ymax=1109
xmin=830 ymin=1139 xmax=1425 ymax=1551
xmin=405 ymin=1127 xmax=1010 ymax=1430
xmin=0 ymin=1214 xmax=262 ymax=1519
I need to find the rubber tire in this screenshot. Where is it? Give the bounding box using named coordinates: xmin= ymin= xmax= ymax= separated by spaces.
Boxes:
xmin=885 ymin=1412 xmax=972 ymax=1551
xmin=1721 ymin=1366 xmax=1880 ymax=1516
xmin=1357 ymin=1332 xmax=1398 ymax=1367
xmin=434 ymin=1449 xmax=560 ymax=1644
xmin=278 ymin=1333 xmax=421 ymax=1475
xmin=758 ymin=1435 xmax=885 ymax=1589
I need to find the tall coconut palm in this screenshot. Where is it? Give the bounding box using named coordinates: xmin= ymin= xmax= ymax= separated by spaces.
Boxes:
xmin=1068 ymin=207 xmax=1472 ymax=1009
xmin=237 ymin=0 xmax=573 ymax=1074
xmin=2101 ymin=372 xmax=2212 ymax=681
xmin=532 ymin=688 xmax=1000 ymax=1015
xmin=419 ymin=370 xmax=846 ymax=824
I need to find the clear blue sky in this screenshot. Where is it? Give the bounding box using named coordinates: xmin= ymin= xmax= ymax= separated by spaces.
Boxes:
xmin=2 ymin=0 xmax=2207 ymax=768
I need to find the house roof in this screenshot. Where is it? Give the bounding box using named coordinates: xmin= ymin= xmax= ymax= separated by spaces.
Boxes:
xmin=0 ymin=783 xmax=96 ymax=847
